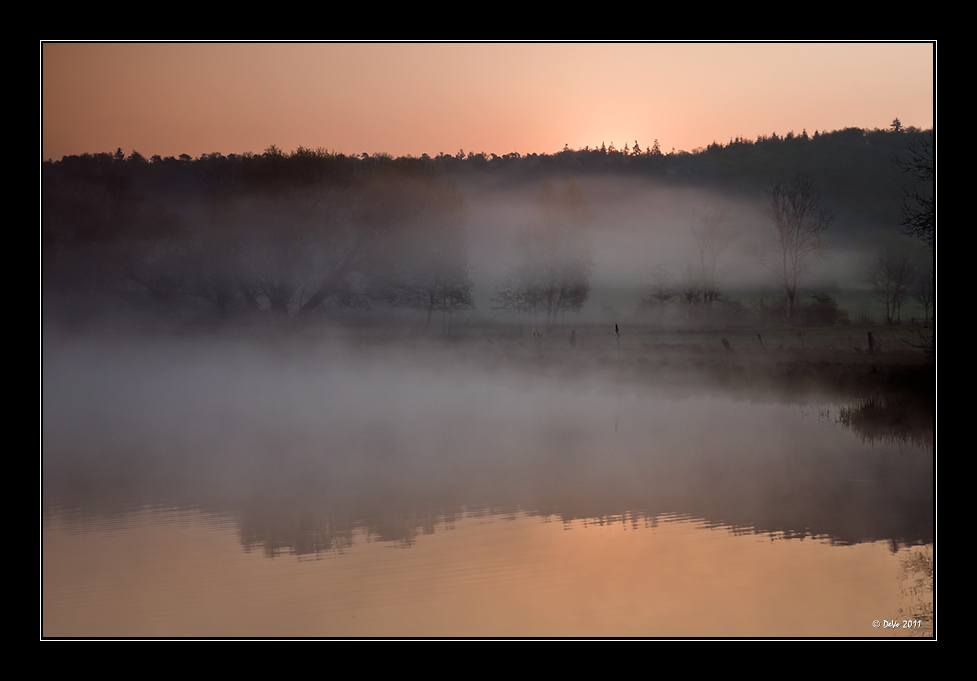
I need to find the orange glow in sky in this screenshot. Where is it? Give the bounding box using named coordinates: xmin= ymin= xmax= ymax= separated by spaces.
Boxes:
xmin=41 ymin=42 xmax=934 ymax=161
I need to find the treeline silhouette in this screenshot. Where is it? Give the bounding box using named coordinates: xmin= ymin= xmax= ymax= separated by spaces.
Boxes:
xmin=42 ymin=125 xmax=932 ymax=329
xmin=43 ymin=146 xmax=474 ymax=328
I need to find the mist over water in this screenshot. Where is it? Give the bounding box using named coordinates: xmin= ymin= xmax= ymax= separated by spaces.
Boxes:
xmin=41 ymin=330 xmax=932 ymax=535
xmin=41 ymin=327 xmax=933 ymax=636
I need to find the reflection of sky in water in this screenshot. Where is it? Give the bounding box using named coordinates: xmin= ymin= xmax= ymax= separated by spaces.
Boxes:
xmin=42 ymin=508 xmax=933 ymax=637
xmin=42 ymin=336 xmax=933 ymax=636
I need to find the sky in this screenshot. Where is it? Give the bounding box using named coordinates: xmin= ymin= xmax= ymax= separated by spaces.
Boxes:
xmin=41 ymin=42 xmax=935 ymax=162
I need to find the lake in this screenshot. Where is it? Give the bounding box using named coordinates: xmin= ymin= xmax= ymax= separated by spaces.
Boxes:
xmin=41 ymin=332 xmax=934 ymax=638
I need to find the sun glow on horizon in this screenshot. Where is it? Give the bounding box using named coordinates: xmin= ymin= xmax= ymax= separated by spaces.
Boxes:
xmin=41 ymin=42 xmax=934 ymax=162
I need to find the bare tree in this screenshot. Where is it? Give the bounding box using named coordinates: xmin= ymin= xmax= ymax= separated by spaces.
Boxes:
xmin=390 ymin=212 xmax=474 ymax=333
xmin=762 ymin=176 xmax=833 ymax=324
xmin=690 ymin=200 xmax=736 ymax=306
xmin=912 ymin=266 xmax=934 ymax=324
xmin=900 ymin=131 xmax=934 ymax=248
xmin=640 ymin=264 xmax=675 ymax=327
xmin=493 ymin=179 xmax=593 ymax=332
xmin=679 ymin=261 xmax=704 ymax=323
xmin=869 ymin=247 xmax=915 ymax=324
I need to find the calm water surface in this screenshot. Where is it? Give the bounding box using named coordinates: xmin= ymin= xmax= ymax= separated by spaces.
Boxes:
xmin=41 ymin=337 xmax=934 ymax=637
